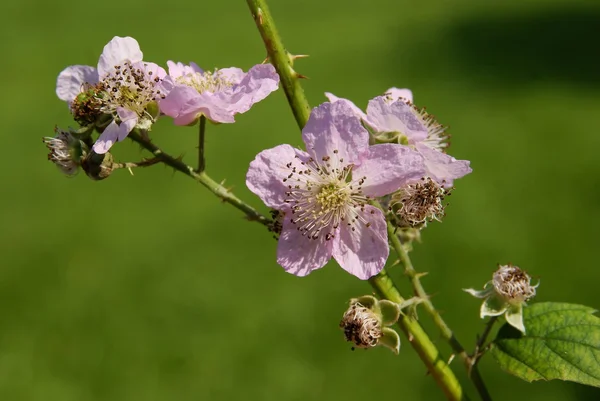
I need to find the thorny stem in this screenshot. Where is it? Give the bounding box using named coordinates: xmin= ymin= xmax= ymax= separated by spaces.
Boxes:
xmin=246 ymin=0 xmax=311 ymax=130
xmin=197 ymin=116 xmax=206 ymax=172
xmin=113 ymin=157 xmax=161 ymax=171
xmin=245 ymin=2 xmax=467 ymax=400
xmin=369 ymin=271 xmax=468 ymax=401
xmin=388 ymin=223 xmax=492 ymax=401
xmin=128 ymin=130 xmax=271 ymax=227
xmin=473 ymin=317 xmax=498 ymax=364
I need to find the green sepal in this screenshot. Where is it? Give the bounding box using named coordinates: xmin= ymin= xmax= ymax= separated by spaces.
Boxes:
xmin=379 ymin=327 xmax=401 ymax=355
xmin=379 ymin=300 xmax=401 ymax=326
xmin=354 ymin=295 xmax=378 ymax=310
xmin=481 ymin=294 xmax=508 ymax=318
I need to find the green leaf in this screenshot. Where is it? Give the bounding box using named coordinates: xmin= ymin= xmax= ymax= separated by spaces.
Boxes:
xmin=491 ymin=302 xmax=600 ymax=387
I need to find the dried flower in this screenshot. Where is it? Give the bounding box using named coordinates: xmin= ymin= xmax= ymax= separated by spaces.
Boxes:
xmin=464 ymin=264 xmax=539 ymax=333
xmin=43 ymin=128 xmax=87 ymax=176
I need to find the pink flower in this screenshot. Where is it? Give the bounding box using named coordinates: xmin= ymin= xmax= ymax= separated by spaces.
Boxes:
xmin=158 ymin=62 xmax=279 ymax=125
xmin=326 ymin=88 xmax=471 ymax=187
xmin=246 ymin=101 xmax=425 ymax=279
xmin=56 ymin=36 xmax=167 ymax=154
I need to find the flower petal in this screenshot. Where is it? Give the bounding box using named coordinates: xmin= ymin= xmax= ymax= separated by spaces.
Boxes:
xmin=324 ymin=92 xmax=369 ymax=122
xmin=115 ymin=107 xmax=138 ymax=141
xmin=159 ymin=86 xmax=235 ymax=125
xmin=97 ymin=36 xmax=143 ymax=78
xmin=217 ymin=64 xmax=280 ymax=116
xmin=332 ymin=205 xmax=388 ymax=280
xmin=56 ymin=65 xmax=98 ymax=103
xmin=416 ymin=143 xmax=472 ymax=187
xmin=302 ymin=101 xmax=369 ymax=165
xmin=366 ymin=96 xmax=428 ymax=142
xmin=138 ymin=61 xmax=167 ymax=80
xmin=384 ymin=87 xmax=413 ymax=103
xmin=505 ymin=305 xmax=526 ymax=334
xmin=354 ymin=144 xmax=426 ymax=197
xmin=480 ymin=295 xmax=508 ymax=318
xmin=277 ymin=217 xmax=333 ymax=276
xmin=167 ymin=60 xmax=203 ymax=78
xmin=93 ymin=120 xmax=120 ymax=154
xmin=246 ymin=144 xmax=309 ymax=209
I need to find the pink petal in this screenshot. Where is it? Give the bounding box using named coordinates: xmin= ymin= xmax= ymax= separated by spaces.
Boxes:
xmin=218 ymin=67 xmax=245 ymax=84
xmin=277 ymin=217 xmax=333 ymax=276
xmin=138 ymin=61 xmax=167 ymax=80
xmin=167 ymin=61 xmax=203 ymax=78
xmin=324 ymin=92 xmax=369 ymax=122
xmin=385 ymin=87 xmax=413 ymax=103
xmin=416 ymin=143 xmax=472 ymax=187
xmin=115 ymin=108 xmax=138 ymax=140
xmin=93 ymin=120 xmax=120 ymax=154
xmin=302 ymin=101 xmax=369 ymax=166
xmin=366 ymin=97 xmax=428 ymax=143
xmin=246 ymin=144 xmax=309 ymax=209
xmin=97 ymin=36 xmax=143 ymax=78
xmin=332 ymin=206 xmax=388 ymax=280
xmin=92 ymin=116 xmax=137 ymax=154
xmin=56 ymin=65 xmax=98 ymax=103
xmin=217 ymin=64 xmax=280 ymax=116
xmin=159 ymin=86 xmax=234 ymax=125
xmin=354 ymin=144 xmax=426 ymax=197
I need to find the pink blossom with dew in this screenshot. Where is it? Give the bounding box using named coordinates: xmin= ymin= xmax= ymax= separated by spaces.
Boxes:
xmin=246 ymin=101 xmax=426 ymax=279
xmin=325 ymin=88 xmax=471 ymax=187
xmin=158 ymin=61 xmax=279 ymax=125
xmin=56 ymin=36 xmax=167 ymax=154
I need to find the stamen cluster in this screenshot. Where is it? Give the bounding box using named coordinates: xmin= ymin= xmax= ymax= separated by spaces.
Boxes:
xmin=283 ymin=151 xmax=370 ymax=241
xmin=176 ymin=69 xmax=232 ymax=94
xmin=392 ymin=177 xmax=449 ymax=227
xmin=493 ymin=264 xmax=537 ymax=304
xmin=340 ymin=301 xmax=382 ymax=348
xmin=101 ymin=61 xmax=165 ymax=118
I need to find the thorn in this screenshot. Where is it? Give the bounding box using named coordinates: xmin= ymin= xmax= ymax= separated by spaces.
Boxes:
xmin=447 ymin=353 xmax=456 ymax=365
xmin=415 ymin=272 xmax=429 ymax=279
xmin=296 ymin=73 xmax=309 ymax=79
xmin=127 ymin=167 xmax=134 ymax=176
xmin=391 ymin=259 xmax=401 ymax=267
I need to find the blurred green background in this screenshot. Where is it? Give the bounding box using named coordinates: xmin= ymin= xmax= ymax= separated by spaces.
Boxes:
xmin=2 ymin=0 xmax=599 ymax=399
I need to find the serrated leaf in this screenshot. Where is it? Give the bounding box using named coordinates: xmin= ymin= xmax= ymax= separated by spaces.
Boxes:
xmin=491 ymin=302 xmax=600 ymax=387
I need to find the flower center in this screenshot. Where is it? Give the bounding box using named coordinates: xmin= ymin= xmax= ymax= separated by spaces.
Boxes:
xmin=176 ymin=69 xmax=233 ymax=94
xmin=283 ymin=150 xmax=369 ymax=240
xmin=101 ymin=61 xmax=164 ymax=118
xmin=493 ymin=265 xmax=536 ymax=303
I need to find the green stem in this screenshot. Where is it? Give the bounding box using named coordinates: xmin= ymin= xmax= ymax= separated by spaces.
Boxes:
xmin=369 ymin=271 xmax=468 ymax=401
xmin=388 ymin=223 xmax=491 ymax=401
xmin=245 ymin=2 xmax=467 ymax=400
xmin=128 ymin=130 xmax=271 ymax=227
xmin=246 ymin=0 xmax=311 ymax=130
xmin=197 ymin=116 xmax=207 ymax=173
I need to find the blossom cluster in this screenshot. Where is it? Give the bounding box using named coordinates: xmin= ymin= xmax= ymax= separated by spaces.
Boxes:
xmin=49 ymin=36 xmax=472 ymax=281
xmin=247 ymin=90 xmax=471 ymax=279
xmin=52 ymin=36 xmax=280 ymax=154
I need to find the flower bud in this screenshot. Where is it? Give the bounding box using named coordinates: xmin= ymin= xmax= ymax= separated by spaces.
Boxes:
xmin=43 ymin=127 xmax=88 ymax=176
